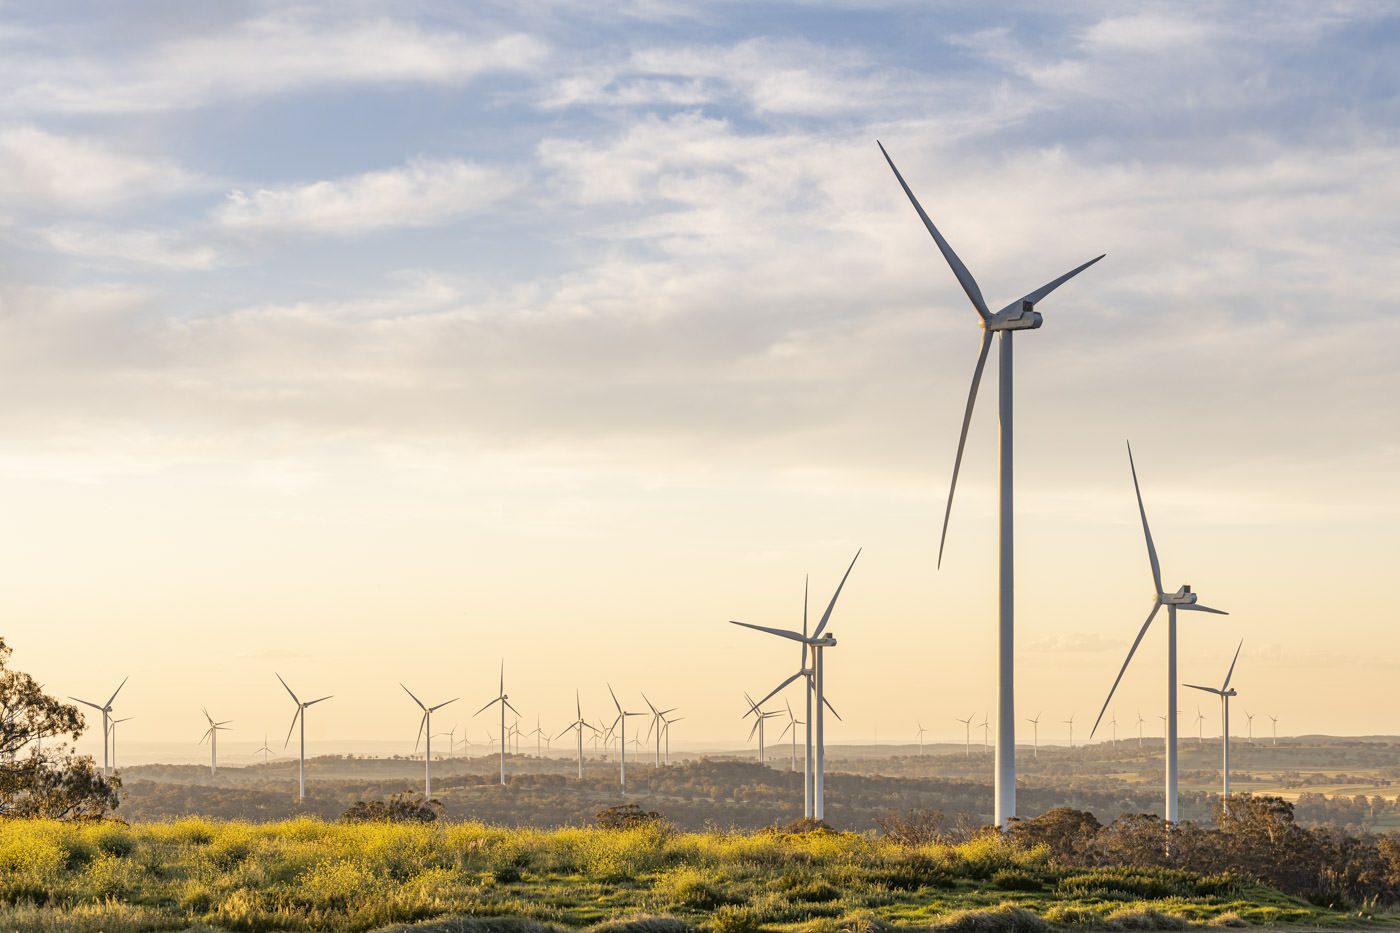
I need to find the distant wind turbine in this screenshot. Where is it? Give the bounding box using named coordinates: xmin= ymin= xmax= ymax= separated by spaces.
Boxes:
xmin=1196 ymin=707 xmax=1206 ymax=745
xmin=1063 ymin=713 xmax=1075 ymax=749
xmin=108 ymin=716 xmax=132 ymax=772
xmin=780 ymin=700 xmax=803 ymax=772
xmin=979 ymin=715 xmax=990 ymax=755
xmin=1109 ymin=713 xmax=1118 ymax=745
xmin=916 ymin=721 xmax=929 ymax=755
xmin=956 ymin=714 xmax=973 ymax=758
xmin=744 ymin=693 xmax=782 ymax=765
xmin=254 ymin=734 xmax=274 ymax=765
xmin=1137 ymin=711 xmax=1146 ymax=748
xmin=1269 ymin=714 xmax=1279 ymax=746
xmin=557 ymin=689 xmax=600 ymax=780
xmin=1027 ymin=712 xmax=1041 ymax=758
xmin=474 ymin=662 xmax=518 ymax=786
xmin=879 ymin=141 xmax=1104 ymax=827
xmin=402 ymin=683 xmax=457 ymax=798
xmin=606 ymin=684 xmax=645 ymax=792
xmin=732 ymin=550 xmax=859 ymax=821
xmin=642 ymin=694 xmax=675 ymax=768
xmin=1186 ymin=640 xmax=1244 ymax=814
xmin=277 ymin=673 xmax=332 ymax=801
xmin=661 ymin=711 xmax=682 ymax=765
xmin=199 ymin=708 xmax=233 ymax=775
xmin=70 ymin=677 xmax=127 ymax=778
xmin=1245 ymin=710 xmax=1255 ymax=744
xmin=1090 ymin=443 xmax=1228 ymax=823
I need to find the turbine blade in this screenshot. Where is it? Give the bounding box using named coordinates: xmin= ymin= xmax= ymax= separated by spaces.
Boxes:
xmin=938 ymin=329 xmax=993 ymax=569
xmin=1127 ymin=442 xmax=1164 ymax=596
xmin=415 ymin=712 xmax=427 ymax=752
xmin=276 ymin=672 xmax=300 ymax=705
xmin=813 ymin=548 xmax=861 ymax=638
xmin=608 ymin=683 xmax=622 ymax=714
xmin=106 ymin=676 xmax=128 ymax=708
xmin=283 ymin=708 xmax=300 ymax=749
xmin=430 ymin=698 xmax=459 ymax=712
xmin=1090 ymin=600 xmax=1162 ymax=738
xmin=1184 ymin=683 xmax=1222 ymax=695
xmin=802 ymin=574 xmax=809 ymax=672
xmin=750 ymin=670 xmax=805 ymax=712
xmin=200 ymin=729 xmax=211 ymax=743
xmin=1015 ymin=255 xmax=1105 ymax=309
xmin=1222 ymin=639 xmax=1244 ymax=690
xmin=729 ymin=619 xmax=807 ymax=644
xmin=823 ymin=696 xmax=843 ymax=721
xmin=473 ymin=697 xmax=498 ymax=716
xmin=576 ymin=688 xmax=582 ymax=720
xmin=401 ymin=683 xmax=425 ymax=711
xmin=70 ymin=697 xmax=102 ymax=711
xmin=877 ymin=140 xmax=990 ymax=319
xmin=505 ymin=700 xmax=521 ymax=717
xmin=306 ymin=696 xmax=332 ymax=706
xmin=1178 ymin=602 xmax=1228 ymax=615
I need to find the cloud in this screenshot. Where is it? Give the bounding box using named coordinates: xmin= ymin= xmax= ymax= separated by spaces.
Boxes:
xmin=216 ymin=159 xmax=518 ymax=235
xmin=0 ymin=13 xmax=548 ymax=114
xmin=0 ymin=126 xmax=194 ymax=213
xmin=41 ymin=226 xmax=219 ymax=270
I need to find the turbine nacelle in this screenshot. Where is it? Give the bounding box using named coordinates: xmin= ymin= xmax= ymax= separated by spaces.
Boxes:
xmin=985 ymin=302 xmax=1043 ymax=331
xmin=1162 ymin=586 xmax=1198 ymax=606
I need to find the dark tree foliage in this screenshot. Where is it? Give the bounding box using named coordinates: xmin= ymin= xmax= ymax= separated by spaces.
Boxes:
xmin=341 ymin=792 xmax=443 ymax=823
xmin=1000 ymin=795 xmax=1400 ymax=909
xmin=0 ymin=637 xmax=120 ymax=820
xmin=596 ymin=803 xmax=666 ymax=830
xmin=875 ymin=807 xmax=948 ymax=846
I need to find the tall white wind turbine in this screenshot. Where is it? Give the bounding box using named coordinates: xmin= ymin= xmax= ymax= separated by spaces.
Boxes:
xmin=733 ymin=550 xmax=859 ymax=821
xmin=254 ymin=734 xmax=274 ymax=765
xmin=916 ymin=722 xmax=929 ymax=755
xmin=474 ymin=662 xmax=519 ymax=786
xmin=1186 ymin=640 xmax=1244 ymax=813
xmin=743 ymin=693 xmax=782 ymax=765
xmin=200 ymin=708 xmax=233 ymax=775
xmin=1196 ymin=707 xmax=1206 ymax=745
xmin=1270 ymin=714 xmax=1279 ymax=746
xmin=661 ymin=711 xmax=682 ymax=765
xmin=1245 ymin=710 xmax=1255 ymax=744
xmin=1063 ymin=713 xmax=1075 ymax=749
xmin=557 ymin=689 xmax=600 ymax=779
xmin=780 ymin=700 xmax=804 ymax=773
xmin=70 ymin=677 xmax=127 ymax=778
xmin=1027 ymin=713 xmax=1041 ymax=758
xmin=956 ymin=714 xmax=973 ymax=758
xmin=642 ymin=694 xmax=675 ymax=768
xmin=1137 ymin=711 xmax=1145 ymax=748
xmin=402 ymin=684 xmax=457 ymax=799
xmin=1090 ymin=443 xmax=1228 ymax=823
xmin=879 ymin=142 xmax=1104 ymax=828
xmin=606 ymin=684 xmax=645 ymax=792
xmin=276 ymin=673 xmax=332 ymax=801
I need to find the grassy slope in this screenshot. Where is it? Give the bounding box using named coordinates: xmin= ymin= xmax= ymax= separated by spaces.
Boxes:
xmin=0 ymin=818 xmax=1375 ymax=933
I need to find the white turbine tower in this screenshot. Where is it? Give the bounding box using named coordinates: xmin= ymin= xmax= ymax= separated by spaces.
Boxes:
xmin=276 ymin=673 xmax=332 ymax=802
xmin=606 ymin=684 xmax=645 ymax=792
xmin=661 ymin=711 xmax=682 ymax=765
xmin=1269 ymin=714 xmax=1279 ymax=746
xmin=1245 ymin=710 xmax=1255 ymax=744
xmin=474 ymin=662 xmax=519 ymax=786
xmin=402 ymin=684 xmax=457 ymax=799
xmin=199 ymin=708 xmax=232 ymax=775
xmin=1109 ymin=713 xmax=1118 ymax=745
xmin=1090 ymin=443 xmax=1228 ymax=824
xmin=1063 ymin=713 xmax=1075 ymax=749
xmin=1136 ymin=712 xmax=1146 ymax=748
xmin=70 ymin=677 xmax=127 ymax=778
xmin=780 ymin=701 xmax=804 ymax=773
xmin=916 ymin=722 xmax=928 ymax=755
xmin=558 ymin=690 xmax=600 ymax=779
xmin=108 ymin=716 xmax=132 ymax=772
xmin=732 ymin=550 xmax=859 ymax=822
xmin=1027 ymin=713 xmax=1041 ymax=758
xmin=879 ymin=142 xmax=1104 ymax=828
xmin=1196 ymin=707 xmax=1206 ymax=745
xmin=979 ymin=715 xmax=990 ymax=755
xmin=1186 ymin=640 xmax=1244 ymax=814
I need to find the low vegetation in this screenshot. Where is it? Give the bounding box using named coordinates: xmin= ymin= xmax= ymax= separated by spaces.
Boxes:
xmin=0 ymin=811 xmax=1372 ymax=932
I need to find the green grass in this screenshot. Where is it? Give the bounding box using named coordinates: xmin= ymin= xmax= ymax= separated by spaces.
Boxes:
xmin=0 ymin=818 xmax=1378 ymax=932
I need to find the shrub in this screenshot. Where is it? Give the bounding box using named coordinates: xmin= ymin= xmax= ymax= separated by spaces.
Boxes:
xmin=990 ymin=869 xmax=1042 ymax=892
xmin=597 ymin=804 xmax=667 ymax=830
xmin=931 ymin=906 xmax=1049 ymax=933
xmin=341 ymin=793 xmax=443 ymax=823
xmin=711 ymin=905 xmax=764 ymax=933
xmin=876 ymin=808 xmax=946 ymax=846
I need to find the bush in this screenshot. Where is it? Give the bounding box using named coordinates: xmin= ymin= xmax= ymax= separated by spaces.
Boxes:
xmin=990 ymin=869 xmax=1043 ymax=892
xmin=341 ymin=793 xmax=442 ymax=823
xmin=597 ymin=804 xmax=666 ymax=830
xmin=711 ymin=905 xmax=763 ymax=933
xmin=932 ymin=906 xmax=1049 ymax=933
xmin=876 ymin=808 xmax=946 ymax=846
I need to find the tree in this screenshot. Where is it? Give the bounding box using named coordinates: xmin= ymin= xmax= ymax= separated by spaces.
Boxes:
xmin=0 ymin=637 xmax=120 ymax=820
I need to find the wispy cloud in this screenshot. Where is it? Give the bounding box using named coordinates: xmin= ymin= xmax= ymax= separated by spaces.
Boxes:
xmin=216 ymin=159 xmax=519 ymax=236
xmin=0 ymin=126 xmax=194 ymax=213
xmin=41 ymin=226 xmax=219 ymax=270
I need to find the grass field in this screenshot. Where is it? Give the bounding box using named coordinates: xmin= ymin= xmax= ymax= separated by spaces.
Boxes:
xmin=0 ymin=818 xmax=1374 ymax=932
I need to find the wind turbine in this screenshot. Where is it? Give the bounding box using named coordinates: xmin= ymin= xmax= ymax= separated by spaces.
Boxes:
xmin=1063 ymin=713 xmax=1075 ymax=749
xmin=436 ymin=724 xmax=459 ymax=759
xmin=1270 ymin=714 xmax=1279 ymax=746
xmin=527 ymin=716 xmax=548 ymax=758
xmin=780 ymin=700 xmax=804 ymax=772
xmin=402 ymin=684 xmax=457 ymax=798
xmin=200 ymin=709 xmax=233 ymax=775
xmin=1137 ymin=711 xmax=1146 ymax=748
xmin=1027 ymin=712 xmax=1041 ymax=758
xmin=254 ymin=733 xmax=274 ymax=764
xmin=661 ymin=711 xmax=682 ymax=765
xmin=474 ymin=662 xmax=518 ymax=786
xmin=744 ymin=693 xmax=782 ymax=765
xmin=1090 ymin=443 xmax=1228 ymax=823
xmin=978 ymin=715 xmax=990 ymax=755
xmin=732 ymin=550 xmax=859 ymax=821
xmin=1109 ymin=713 xmax=1118 ymax=745
xmin=879 ymin=142 xmax=1104 ymax=827
xmin=1196 ymin=707 xmax=1206 ymax=745
xmin=108 ymin=716 xmax=132 ymax=772
xmin=606 ymin=684 xmax=645 ymax=792
xmin=557 ymin=689 xmax=600 ymax=780
xmin=956 ymin=714 xmax=973 ymax=758
xmin=1245 ymin=710 xmax=1255 ymax=744
xmin=1185 ymin=640 xmax=1244 ymax=814
xmin=277 ymin=673 xmax=331 ymax=801
xmin=70 ymin=677 xmax=127 ymax=778
xmin=916 ymin=721 xmax=928 ymax=755
xmin=642 ymin=694 xmax=675 ymax=767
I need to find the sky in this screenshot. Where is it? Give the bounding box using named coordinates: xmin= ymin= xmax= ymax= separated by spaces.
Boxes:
xmin=1 ymin=0 xmax=1398 ymax=765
